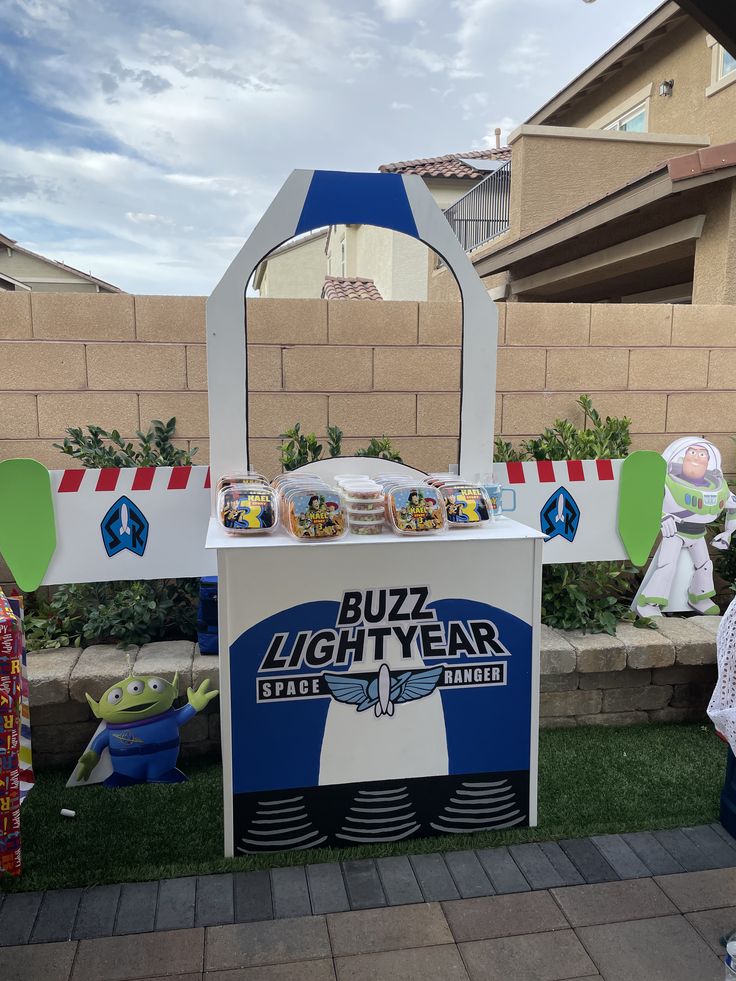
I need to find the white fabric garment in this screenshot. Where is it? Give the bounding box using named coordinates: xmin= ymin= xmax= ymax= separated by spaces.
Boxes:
xmin=707 ymin=595 xmax=736 ymax=751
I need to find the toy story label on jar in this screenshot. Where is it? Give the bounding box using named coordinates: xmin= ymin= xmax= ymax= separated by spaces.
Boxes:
xmin=218 ymin=484 xmax=278 ymax=534
xmin=439 ymin=484 xmax=492 ymax=527
xmin=387 ymin=486 xmax=446 ymax=535
xmin=285 ymin=490 xmax=346 ymax=541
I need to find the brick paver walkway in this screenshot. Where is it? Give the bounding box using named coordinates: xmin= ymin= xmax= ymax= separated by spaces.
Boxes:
xmin=1 ymin=824 xmax=736 ymax=978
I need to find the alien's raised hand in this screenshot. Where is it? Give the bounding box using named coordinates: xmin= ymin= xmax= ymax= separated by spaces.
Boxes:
xmin=186 ymin=678 xmax=219 ymax=713
xmin=76 ymin=749 xmax=100 ymax=782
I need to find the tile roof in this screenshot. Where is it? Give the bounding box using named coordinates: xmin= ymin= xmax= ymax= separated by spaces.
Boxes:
xmin=667 ymin=141 xmax=736 ymax=182
xmin=378 ymin=148 xmax=511 ymax=179
xmin=321 ymin=276 xmax=383 ymax=300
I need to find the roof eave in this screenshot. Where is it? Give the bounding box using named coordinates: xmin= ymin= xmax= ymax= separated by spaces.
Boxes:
xmin=525 ymin=1 xmax=684 ymax=126
xmin=4 ymin=240 xmax=123 ymax=292
xmin=474 ymin=161 xmax=736 ymax=277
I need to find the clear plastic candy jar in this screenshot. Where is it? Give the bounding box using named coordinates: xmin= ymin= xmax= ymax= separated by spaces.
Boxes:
xmin=385 ymin=484 xmax=446 ymax=535
xmin=217 ymin=480 xmax=278 ymax=534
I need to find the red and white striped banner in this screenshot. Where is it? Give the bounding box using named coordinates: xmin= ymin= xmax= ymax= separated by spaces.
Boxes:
xmin=492 ymin=459 xmax=625 ymax=565
xmin=41 ymin=459 xmax=626 ymax=584
xmin=43 ymin=466 xmax=215 ymax=586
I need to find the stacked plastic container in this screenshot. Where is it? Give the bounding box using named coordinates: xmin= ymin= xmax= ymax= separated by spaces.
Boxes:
xmin=0 ymin=589 xmax=22 ymax=878
xmin=374 ymin=475 xmax=447 ymax=535
xmin=335 ymin=476 xmax=385 ymax=536
xmin=274 ymin=474 xmax=346 ymax=541
xmin=425 ymin=473 xmax=494 ymax=529
xmin=217 ymin=472 xmax=278 ymax=535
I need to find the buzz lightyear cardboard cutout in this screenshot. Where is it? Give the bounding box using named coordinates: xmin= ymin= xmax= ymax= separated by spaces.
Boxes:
xmin=633 ymin=438 xmax=736 ymax=616
xmin=67 ymin=673 xmax=218 ymax=787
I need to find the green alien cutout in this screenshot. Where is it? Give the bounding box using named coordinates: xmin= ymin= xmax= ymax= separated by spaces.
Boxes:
xmin=74 ymin=674 xmax=218 ymax=787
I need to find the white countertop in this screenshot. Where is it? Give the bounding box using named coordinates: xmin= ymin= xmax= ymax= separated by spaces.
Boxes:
xmin=206 ymin=515 xmax=545 ymax=550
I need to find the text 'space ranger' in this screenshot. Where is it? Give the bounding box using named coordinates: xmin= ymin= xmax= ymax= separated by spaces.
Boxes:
xmin=230 ymin=585 xmax=533 ymax=852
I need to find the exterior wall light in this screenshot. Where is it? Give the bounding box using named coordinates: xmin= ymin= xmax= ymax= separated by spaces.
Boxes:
xmin=659 ymin=79 xmax=675 ymax=96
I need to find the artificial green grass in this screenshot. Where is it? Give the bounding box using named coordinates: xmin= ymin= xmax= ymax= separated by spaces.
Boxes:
xmin=1 ymin=722 xmax=728 ymax=893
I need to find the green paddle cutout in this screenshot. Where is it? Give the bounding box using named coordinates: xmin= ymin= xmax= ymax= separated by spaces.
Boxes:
xmin=0 ymin=459 xmax=57 ymax=592
xmin=617 ymin=451 xmax=666 ymax=566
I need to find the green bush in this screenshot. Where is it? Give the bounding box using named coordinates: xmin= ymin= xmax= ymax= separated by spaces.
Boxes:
xmin=26 ymin=580 xmax=199 ymax=649
xmin=28 ymin=418 xmax=200 ymax=651
xmin=355 ymin=436 xmax=403 ymax=462
xmin=496 ymin=394 xmax=641 ymax=633
xmin=279 ymin=424 xmax=402 ymax=470
xmin=54 ymin=418 xmax=195 ymax=468
xmin=496 ymin=395 xmax=631 ymax=463
xmin=541 ymin=563 xmax=642 ymax=636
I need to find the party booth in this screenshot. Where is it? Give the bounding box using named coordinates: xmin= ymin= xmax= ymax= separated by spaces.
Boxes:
xmin=205 ymin=170 xmax=544 ymax=854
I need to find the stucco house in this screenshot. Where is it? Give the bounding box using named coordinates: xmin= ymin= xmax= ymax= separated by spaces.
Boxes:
xmin=0 ymin=233 xmax=121 ymax=293
xmin=432 ymin=0 xmax=736 ymax=304
xmin=253 ymin=145 xmax=510 ymax=301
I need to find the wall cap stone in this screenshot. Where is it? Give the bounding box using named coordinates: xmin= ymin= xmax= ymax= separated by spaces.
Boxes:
xmin=615 ymin=622 xmax=675 ymax=670
xmin=655 ymin=617 xmax=717 ymax=665
xmin=27 ymin=647 xmax=81 ymax=706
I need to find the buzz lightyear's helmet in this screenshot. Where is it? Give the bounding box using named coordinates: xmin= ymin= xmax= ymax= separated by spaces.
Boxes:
xmin=662 ymin=436 xmax=722 ymax=478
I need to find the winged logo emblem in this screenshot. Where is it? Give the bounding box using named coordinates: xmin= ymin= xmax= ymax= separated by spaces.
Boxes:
xmin=323 ymin=663 xmax=443 ymax=718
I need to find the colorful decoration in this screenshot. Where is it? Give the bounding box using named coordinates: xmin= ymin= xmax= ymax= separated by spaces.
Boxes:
xmin=540 ymin=487 xmax=580 ymax=544
xmin=0 ymin=459 xmax=56 ymax=592
xmin=0 ymin=589 xmax=25 ymax=877
xmin=70 ymin=673 xmax=218 ymax=787
xmin=492 ymin=459 xmax=624 ymax=563
xmin=43 ymin=466 xmax=214 ymax=586
xmin=10 ymin=596 xmax=34 ymax=808
xmin=617 ymin=451 xmax=667 ymax=566
xmin=634 ymin=438 xmax=736 ymax=616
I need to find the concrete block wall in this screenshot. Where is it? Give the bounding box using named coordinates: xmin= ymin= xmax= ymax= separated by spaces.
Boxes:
xmin=2 ymin=294 xmax=736 ymax=480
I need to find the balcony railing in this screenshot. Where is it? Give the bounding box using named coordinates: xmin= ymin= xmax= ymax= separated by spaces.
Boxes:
xmin=442 ymin=161 xmax=511 ymax=255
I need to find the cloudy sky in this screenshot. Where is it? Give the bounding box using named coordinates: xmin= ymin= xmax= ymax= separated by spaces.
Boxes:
xmin=1 ymin=0 xmax=659 ymax=294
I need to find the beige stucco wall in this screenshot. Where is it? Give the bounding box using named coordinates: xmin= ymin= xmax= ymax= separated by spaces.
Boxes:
xmin=507 ymin=127 xmax=708 ymax=239
xmin=352 ymin=225 xmax=395 ymax=297
xmin=693 ymin=180 xmax=736 ymax=304
xmin=551 ymin=19 xmax=736 ymax=147
xmin=257 ymin=233 xmax=327 ymax=298
xmin=426 ymin=178 xmax=479 ymax=210
xmin=1 ymin=293 xmax=735 ymax=481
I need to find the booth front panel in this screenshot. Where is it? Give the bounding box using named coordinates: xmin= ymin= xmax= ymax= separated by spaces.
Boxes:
xmin=217 ymin=525 xmax=542 ymax=855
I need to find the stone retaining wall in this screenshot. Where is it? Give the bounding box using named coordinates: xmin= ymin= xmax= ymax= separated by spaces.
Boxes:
xmin=26 ymin=616 xmax=722 ymax=768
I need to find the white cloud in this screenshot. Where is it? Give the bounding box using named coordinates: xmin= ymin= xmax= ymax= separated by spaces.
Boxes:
xmin=499 ymin=32 xmax=548 ymax=89
xmin=375 ymin=0 xmax=425 ymax=21
xmin=479 ymin=116 xmax=519 ymax=148
xmin=0 ymin=0 xmax=659 ymax=293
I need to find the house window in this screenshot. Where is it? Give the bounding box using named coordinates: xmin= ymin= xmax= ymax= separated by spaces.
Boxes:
xmin=707 ymin=37 xmax=736 ymax=96
xmin=718 ymin=45 xmax=736 ymax=81
xmin=604 ymin=102 xmax=647 ymax=133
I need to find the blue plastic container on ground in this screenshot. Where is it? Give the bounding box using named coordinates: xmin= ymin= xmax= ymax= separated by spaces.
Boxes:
xmin=197 ymin=576 xmax=219 ymax=656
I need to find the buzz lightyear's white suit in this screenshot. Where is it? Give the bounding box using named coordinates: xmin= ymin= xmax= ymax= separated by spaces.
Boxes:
xmin=636 ymin=438 xmax=736 ymax=617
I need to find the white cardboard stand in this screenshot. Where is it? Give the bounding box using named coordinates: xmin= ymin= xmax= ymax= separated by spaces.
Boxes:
xmin=206 ymin=170 xmax=545 ymax=854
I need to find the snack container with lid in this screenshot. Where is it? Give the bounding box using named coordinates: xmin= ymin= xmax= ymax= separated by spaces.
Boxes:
xmin=345 ymin=501 xmax=385 ymax=515
xmin=385 ymin=484 xmax=446 ymax=535
xmin=349 ymin=515 xmax=384 ymax=536
xmin=283 ymin=488 xmax=346 ymax=541
xmin=438 ymin=483 xmax=492 ymax=527
xmin=217 ymin=471 xmax=269 ymax=494
xmin=218 ymin=481 xmax=278 ymax=534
